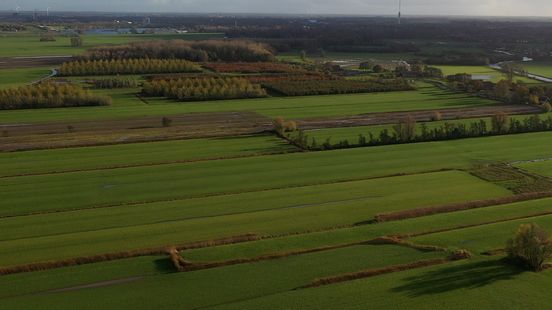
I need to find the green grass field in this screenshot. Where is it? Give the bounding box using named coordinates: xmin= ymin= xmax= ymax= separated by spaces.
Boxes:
xmin=520 ymin=61 xmax=552 ymax=79
xmin=0 ymin=67 xmax=52 ymax=88
xmin=436 ymin=65 xmax=537 ymax=83
xmin=0 ymin=83 xmax=497 ymax=124
xmin=0 ymin=170 xmax=509 ymax=265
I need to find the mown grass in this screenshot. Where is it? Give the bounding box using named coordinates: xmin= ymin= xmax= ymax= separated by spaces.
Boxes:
xmin=0 ymin=255 xmax=171 ymax=299
xmin=3 ymin=131 xmax=552 ymax=217
xmin=412 ymin=212 xmax=552 ymax=254
xmin=521 ymin=61 xmax=552 ymax=79
xmin=0 ymin=135 xmax=296 ymax=177
xmin=515 ymin=160 xmax=552 ymax=178
xmin=435 ymin=65 xmax=537 ymax=84
xmin=0 ymin=83 xmax=497 ymax=124
xmin=0 ymin=171 xmax=508 ymax=266
xmin=212 ymin=257 xmax=552 ymax=310
xmin=0 ymin=245 xmax=444 ymax=309
xmin=0 ymin=67 xmax=52 ymax=89
xmin=184 ymin=197 xmax=552 ymax=263
xmin=0 ymin=33 xmax=223 ymax=57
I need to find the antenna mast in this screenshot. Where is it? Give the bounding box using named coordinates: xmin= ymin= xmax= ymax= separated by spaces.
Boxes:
xmin=398 ymin=0 xmax=402 ymax=25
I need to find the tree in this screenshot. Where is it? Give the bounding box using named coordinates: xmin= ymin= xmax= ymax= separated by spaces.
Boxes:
xmin=372 ymin=65 xmax=383 ymax=73
xmin=70 ymin=36 xmax=83 ymax=47
xmin=491 ymin=112 xmax=509 ymax=134
xmin=506 ymin=223 xmax=552 ymax=272
xmin=543 ymin=102 xmax=552 ymax=113
xmin=162 ymin=117 xmax=173 ymax=127
xmin=392 ymin=115 xmax=417 ymax=142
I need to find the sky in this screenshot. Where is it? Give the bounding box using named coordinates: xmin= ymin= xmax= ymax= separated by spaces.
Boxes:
xmin=1 ymin=0 xmax=552 ymax=17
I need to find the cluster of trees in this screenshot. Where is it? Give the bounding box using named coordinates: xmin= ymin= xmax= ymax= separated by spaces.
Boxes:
xmin=305 ymin=113 xmax=552 ymax=150
xmin=0 ymin=24 xmax=26 ymax=32
xmin=81 ymin=40 xmax=274 ymax=62
xmin=424 ymin=52 xmax=490 ymax=66
xmin=450 ymin=79 xmax=552 ymax=108
xmin=395 ymin=64 xmax=444 ymax=78
xmin=264 ymin=78 xmax=414 ymax=96
xmin=70 ymin=36 xmax=83 ymax=47
xmin=90 ymin=78 xmax=138 ymax=89
xmin=58 ymin=59 xmax=201 ymax=76
xmin=203 ymin=62 xmax=306 ymax=74
xmin=507 ymin=223 xmax=552 ymax=272
xmin=0 ymin=83 xmax=112 ymax=110
xmin=142 ymin=77 xmax=267 ymax=101
xmin=39 ymin=33 xmax=56 ymax=42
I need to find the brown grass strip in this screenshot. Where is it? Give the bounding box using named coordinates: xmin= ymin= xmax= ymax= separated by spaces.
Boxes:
xmin=374 ymin=192 xmax=552 ymax=223
xmin=300 ymin=258 xmax=453 ymax=289
xmin=0 ymin=234 xmax=260 ymax=276
xmin=366 ymin=236 xmax=448 ymax=252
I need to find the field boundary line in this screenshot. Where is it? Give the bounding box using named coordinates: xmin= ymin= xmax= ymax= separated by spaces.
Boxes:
xmin=374 ymin=191 xmax=552 ymax=222
xmin=397 ymin=210 xmax=552 ymax=239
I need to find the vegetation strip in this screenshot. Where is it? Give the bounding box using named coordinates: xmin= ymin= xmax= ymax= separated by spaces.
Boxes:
xmin=374 ymin=191 xmax=552 ymax=222
xmin=299 ymin=258 xmax=462 ymax=289
xmin=0 ymin=234 xmax=260 ymax=276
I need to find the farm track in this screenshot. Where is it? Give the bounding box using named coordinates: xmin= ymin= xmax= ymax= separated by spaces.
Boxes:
xmin=0 ymin=111 xmax=273 ymax=151
xmin=0 ymin=56 xmax=72 ymax=69
xmin=0 ymin=105 xmax=541 ymax=151
xmin=297 ymin=104 xmax=542 ymax=129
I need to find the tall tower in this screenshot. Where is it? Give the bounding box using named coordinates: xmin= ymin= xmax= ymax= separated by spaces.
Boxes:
xmin=398 ymin=0 xmax=402 ymax=25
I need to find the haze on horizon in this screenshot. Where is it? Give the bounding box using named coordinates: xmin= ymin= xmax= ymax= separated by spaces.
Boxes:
xmin=0 ymin=0 xmax=552 ymax=17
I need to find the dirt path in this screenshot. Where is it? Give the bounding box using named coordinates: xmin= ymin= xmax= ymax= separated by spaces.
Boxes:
xmin=0 ymin=56 xmax=72 ymax=69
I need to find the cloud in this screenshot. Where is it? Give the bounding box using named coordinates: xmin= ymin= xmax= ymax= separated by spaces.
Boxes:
xmin=1 ymin=0 xmax=552 ymax=16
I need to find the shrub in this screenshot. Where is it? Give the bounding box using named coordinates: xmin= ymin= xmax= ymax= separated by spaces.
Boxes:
xmin=431 ymin=111 xmax=443 ymax=121
xmin=491 ymin=112 xmax=509 ymax=134
xmin=39 ymin=33 xmax=56 ymax=42
xmin=506 ymin=223 xmax=552 ymax=272
xmin=543 ymin=102 xmax=552 ymax=113
xmin=70 ymin=36 xmax=83 ymax=47
xmin=162 ymin=117 xmax=173 ymax=127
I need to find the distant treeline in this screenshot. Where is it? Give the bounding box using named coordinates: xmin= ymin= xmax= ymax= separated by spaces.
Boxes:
xmin=296 ymin=114 xmax=552 ymax=151
xmin=0 ymin=24 xmax=26 ymax=32
xmin=0 ymin=83 xmax=111 ymax=110
xmin=264 ymin=78 xmax=414 ymax=96
xmin=89 ymin=78 xmax=138 ymax=89
xmin=423 ymin=52 xmax=490 ymax=66
xmin=58 ymin=59 xmax=201 ymax=76
xmin=80 ymin=40 xmax=275 ymax=62
xmin=142 ymin=77 xmax=267 ymax=101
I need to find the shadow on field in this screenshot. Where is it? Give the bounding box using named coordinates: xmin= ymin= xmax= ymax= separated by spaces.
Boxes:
xmin=391 ymin=259 xmax=524 ymax=296
xmin=154 ymin=257 xmax=179 ymax=273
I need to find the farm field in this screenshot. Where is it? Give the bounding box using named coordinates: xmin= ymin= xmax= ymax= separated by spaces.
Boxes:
xmin=436 ymin=65 xmax=537 ymax=83
xmin=0 ymin=83 xmax=498 ymax=124
xmin=0 ymin=33 xmax=223 ymax=57
xmin=4 ymin=16 xmax=552 ymax=310
xmin=520 ymin=61 xmax=552 ymax=78
xmin=0 ymin=67 xmax=52 ymax=88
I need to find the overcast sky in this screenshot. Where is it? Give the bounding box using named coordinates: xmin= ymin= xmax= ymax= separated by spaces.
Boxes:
xmin=1 ymin=0 xmax=552 ymax=17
